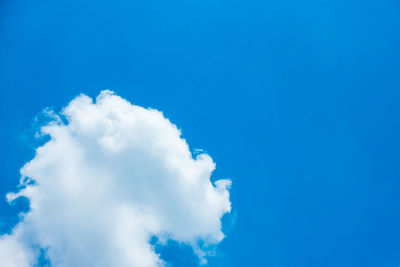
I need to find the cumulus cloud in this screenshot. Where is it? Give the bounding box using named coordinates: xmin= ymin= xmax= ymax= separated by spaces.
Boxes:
xmin=0 ymin=90 xmax=232 ymax=266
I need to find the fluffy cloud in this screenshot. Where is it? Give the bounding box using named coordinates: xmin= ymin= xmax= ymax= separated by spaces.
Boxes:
xmin=0 ymin=91 xmax=232 ymax=266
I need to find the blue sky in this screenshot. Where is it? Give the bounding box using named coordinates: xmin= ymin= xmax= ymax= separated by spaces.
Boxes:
xmin=1 ymin=0 xmax=400 ymax=266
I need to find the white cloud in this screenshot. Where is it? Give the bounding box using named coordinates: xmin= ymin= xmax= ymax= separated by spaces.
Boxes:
xmin=0 ymin=90 xmax=232 ymax=266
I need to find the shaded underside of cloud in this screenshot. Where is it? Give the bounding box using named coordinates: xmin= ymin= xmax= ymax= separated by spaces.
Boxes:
xmin=0 ymin=90 xmax=232 ymax=266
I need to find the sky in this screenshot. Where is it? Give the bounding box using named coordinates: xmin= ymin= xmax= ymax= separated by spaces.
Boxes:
xmin=1 ymin=0 xmax=400 ymax=266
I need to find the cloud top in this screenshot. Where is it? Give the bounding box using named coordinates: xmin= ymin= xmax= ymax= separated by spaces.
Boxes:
xmin=0 ymin=90 xmax=232 ymax=266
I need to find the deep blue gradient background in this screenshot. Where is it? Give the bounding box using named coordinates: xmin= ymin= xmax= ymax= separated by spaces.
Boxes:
xmin=1 ymin=0 xmax=400 ymax=266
